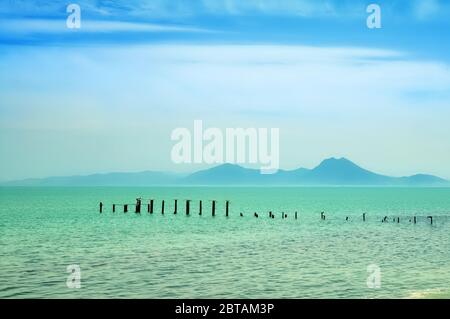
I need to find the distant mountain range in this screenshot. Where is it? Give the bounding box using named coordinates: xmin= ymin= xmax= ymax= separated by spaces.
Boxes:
xmin=2 ymin=158 xmax=448 ymax=187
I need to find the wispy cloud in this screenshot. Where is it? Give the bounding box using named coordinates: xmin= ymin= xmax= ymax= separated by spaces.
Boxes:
xmin=200 ymin=0 xmax=341 ymax=17
xmin=0 ymin=18 xmax=211 ymax=35
xmin=2 ymin=44 xmax=449 ymax=126
xmin=2 ymin=0 xmax=450 ymax=19
xmin=1 ymin=0 xmax=450 ymax=53
xmin=0 ymin=0 xmax=339 ymax=18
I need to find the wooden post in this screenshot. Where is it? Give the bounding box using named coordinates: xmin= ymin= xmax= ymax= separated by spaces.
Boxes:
xmin=135 ymin=198 xmax=141 ymax=214
xmin=124 ymin=204 xmax=128 ymax=213
xmin=199 ymin=200 xmax=202 ymax=215
xmin=225 ymin=200 xmax=229 ymax=217
xmin=212 ymin=200 xmax=216 ymax=217
xmin=112 ymin=204 xmax=115 ymax=213
xmin=161 ymin=200 xmax=165 ymax=215
xmin=174 ymin=199 xmax=178 ymax=214
xmin=99 ymin=202 xmax=103 ymax=213
xmin=186 ymin=200 xmax=190 ymax=215
xmin=149 ymin=199 xmax=154 ymax=214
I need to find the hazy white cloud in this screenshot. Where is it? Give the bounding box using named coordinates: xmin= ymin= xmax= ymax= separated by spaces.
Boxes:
xmin=111 ymin=45 xmax=449 ymax=114
xmin=2 ymin=44 xmax=450 ymax=123
xmin=1 ymin=44 xmax=450 ymax=180
xmin=0 ymin=18 xmax=210 ymax=35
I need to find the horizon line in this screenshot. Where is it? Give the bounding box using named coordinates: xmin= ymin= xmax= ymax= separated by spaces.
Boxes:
xmin=1 ymin=157 xmax=448 ymax=184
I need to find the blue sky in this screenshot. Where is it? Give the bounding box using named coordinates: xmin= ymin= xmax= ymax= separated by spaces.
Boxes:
xmin=1 ymin=0 xmax=450 ymax=181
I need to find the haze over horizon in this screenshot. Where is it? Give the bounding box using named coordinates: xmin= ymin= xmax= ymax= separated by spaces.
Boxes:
xmin=1 ymin=0 xmax=450 ymax=181
xmin=2 ymin=157 xmax=448 ymax=186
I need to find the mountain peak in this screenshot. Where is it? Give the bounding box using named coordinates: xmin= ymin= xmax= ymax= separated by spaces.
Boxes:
xmin=310 ymin=157 xmax=383 ymax=184
xmin=208 ymin=163 xmax=247 ymax=172
xmin=316 ymin=157 xmax=358 ymax=169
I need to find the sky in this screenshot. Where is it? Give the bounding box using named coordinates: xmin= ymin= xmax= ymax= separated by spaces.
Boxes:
xmin=1 ymin=0 xmax=450 ymax=181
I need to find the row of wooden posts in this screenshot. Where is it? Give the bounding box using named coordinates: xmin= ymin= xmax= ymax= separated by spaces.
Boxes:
xmin=99 ymin=199 xmax=435 ymax=224
xmin=100 ymin=199 xmax=228 ymax=217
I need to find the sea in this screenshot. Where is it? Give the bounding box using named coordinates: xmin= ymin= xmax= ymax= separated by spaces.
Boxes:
xmin=1 ymin=186 xmax=450 ymax=299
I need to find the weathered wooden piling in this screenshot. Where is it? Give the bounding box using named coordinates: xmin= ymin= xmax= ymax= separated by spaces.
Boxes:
xmin=148 ymin=199 xmax=154 ymax=214
xmin=212 ymin=200 xmax=216 ymax=217
xmin=102 ymin=198 xmax=445 ymax=230
xmin=225 ymin=200 xmax=229 ymax=217
xmin=135 ymin=198 xmax=141 ymax=214
xmin=186 ymin=200 xmax=190 ymax=215
xmin=199 ymin=200 xmax=202 ymax=215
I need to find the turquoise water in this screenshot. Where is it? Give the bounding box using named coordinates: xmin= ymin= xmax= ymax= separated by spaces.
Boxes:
xmin=1 ymin=187 xmax=450 ymax=299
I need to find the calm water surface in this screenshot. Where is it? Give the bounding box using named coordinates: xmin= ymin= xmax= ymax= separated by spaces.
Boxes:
xmin=1 ymin=187 xmax=450 ymax=298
